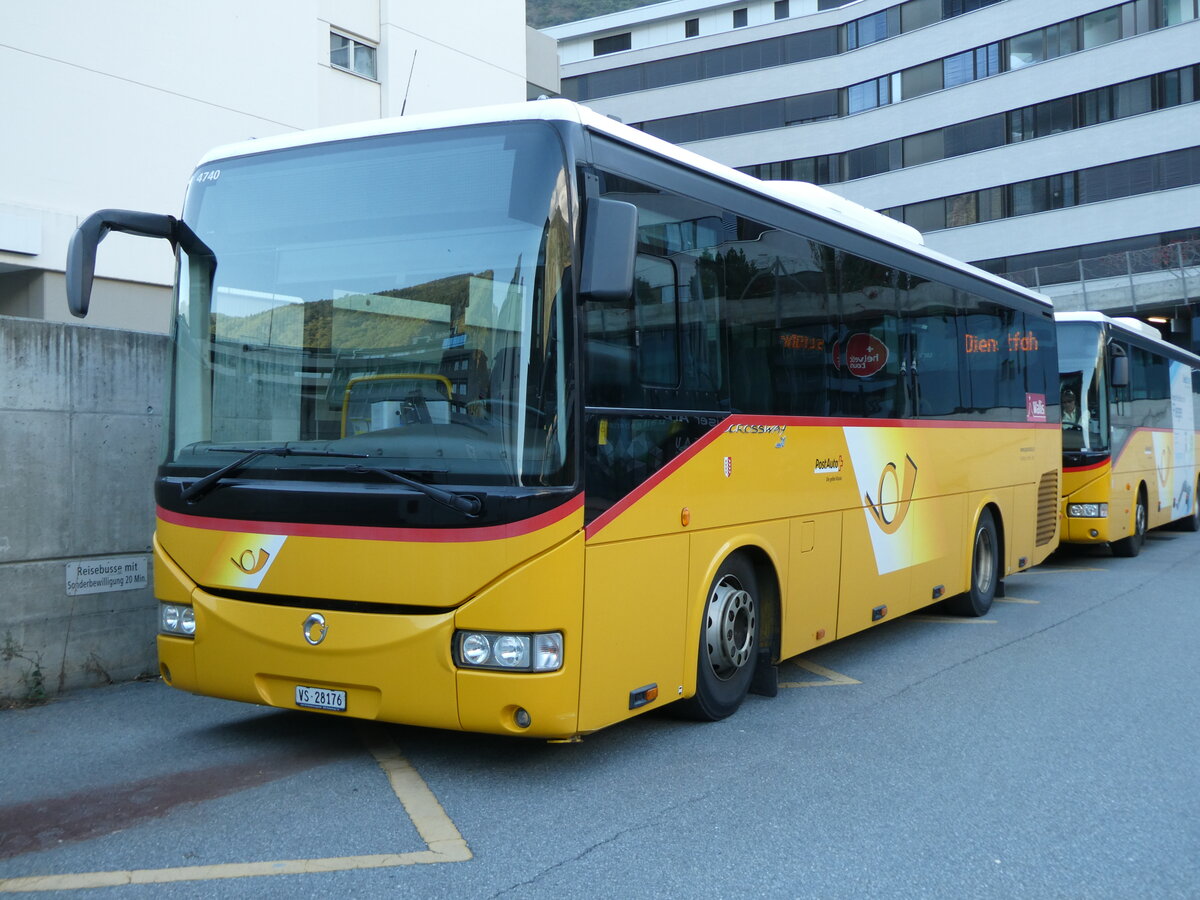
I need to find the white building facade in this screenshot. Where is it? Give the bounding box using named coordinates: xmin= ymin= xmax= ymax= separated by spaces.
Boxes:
xmin=0 ymin=0 xmax=554 ymax=333
xmin=548 ymin=0 xmax=1200 ymax=347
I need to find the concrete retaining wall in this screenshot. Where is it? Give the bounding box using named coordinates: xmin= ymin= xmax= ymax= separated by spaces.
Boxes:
xmin=1 ymin=315 xmax=167 ymax=701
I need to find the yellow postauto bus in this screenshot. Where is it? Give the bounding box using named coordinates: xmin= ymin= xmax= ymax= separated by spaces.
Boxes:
xmin=66 ymin=100 xmax=1060 ymax=739
xmin=1056 ymin=311 xmax=1200 ymax=556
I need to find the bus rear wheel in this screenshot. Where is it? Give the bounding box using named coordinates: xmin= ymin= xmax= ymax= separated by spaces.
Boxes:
xmin=944 ymin=509 xmax=998 ymax=617
xmin=1112 ymin=488 xmax=1147 ymax=557
xmin=677 ymin=555 xmax=759 ymax=721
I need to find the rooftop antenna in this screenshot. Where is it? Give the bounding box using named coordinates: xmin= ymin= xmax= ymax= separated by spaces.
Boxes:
xmin=401 ymin=49 xmax=418 ymax=115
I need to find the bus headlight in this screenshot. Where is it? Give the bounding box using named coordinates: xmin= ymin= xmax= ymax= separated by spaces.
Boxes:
xmin=1067 ymin=503 xmax=1108 ymax=518
xmin=161 ymin=603 xmax=196 ymax=637
xmin=454 ymin=631 xmax=563 ymax=672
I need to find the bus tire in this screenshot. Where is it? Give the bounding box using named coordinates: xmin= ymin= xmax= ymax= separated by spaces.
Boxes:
xmin=1112 ymin=487 xmax=1147 ymax=557
xmin=944 ymin=508 xmax=998 ymax=617
xmin=676 ymin=554 xmax=759 ymax=721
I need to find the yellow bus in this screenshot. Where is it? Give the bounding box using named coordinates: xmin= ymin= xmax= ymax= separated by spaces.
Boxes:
xmin=66 ymin=100 xmax=1060 ymax=739
xmin=1057 ymin=311 xmax=1200 ymax=555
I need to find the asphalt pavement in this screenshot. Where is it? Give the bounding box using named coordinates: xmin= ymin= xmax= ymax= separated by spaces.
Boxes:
xmin=2 ymin=530 xmax=1199 ymax=898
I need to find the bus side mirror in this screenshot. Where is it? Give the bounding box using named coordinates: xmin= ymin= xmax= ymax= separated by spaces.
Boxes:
xmin=66 ymin=209 xmax=184 ymax=317
xmin=578 ymin=197 xmax=637 ymax=303
xmin=1111 ymin=355 xmax=1129 ymax=388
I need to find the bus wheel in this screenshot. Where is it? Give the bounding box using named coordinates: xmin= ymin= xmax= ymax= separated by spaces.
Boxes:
xmin=677 ymin=555 xmax=759 ymax=721
xmin=1112 ymin=488 xmax=1147 ymax=557
xmin=944 ymin=509 xmax=998 ymax=617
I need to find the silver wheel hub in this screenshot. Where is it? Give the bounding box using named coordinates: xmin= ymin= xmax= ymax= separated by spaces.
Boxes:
xmin=704 ymin=575 xmax=756 ymax=681
xmin=974 ymin=527 xmax=996 ymax=595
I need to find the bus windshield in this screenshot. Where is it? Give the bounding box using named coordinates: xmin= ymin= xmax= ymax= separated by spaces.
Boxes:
xmin=169 ymin=122 xmax=573 ymax=489
xmin=1057 ymin=321 xmax=1110 ymax=453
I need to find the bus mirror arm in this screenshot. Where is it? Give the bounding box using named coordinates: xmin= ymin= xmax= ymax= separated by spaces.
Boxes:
xmin=66 ymin=209 xmax=214 ymax=317
xmin=578 ymin=198 xmax=637 ymax=303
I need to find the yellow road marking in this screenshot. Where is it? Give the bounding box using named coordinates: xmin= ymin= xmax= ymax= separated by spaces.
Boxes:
xmin=908 ymin=615 xmax=997 ymax=624
xmin=0 ymin=726 xmax=469 ymax=893
xmin=779 ymin=659 xmax=861 ymax=688
xmin=995 ymin=596 xmax=1039 ymax=604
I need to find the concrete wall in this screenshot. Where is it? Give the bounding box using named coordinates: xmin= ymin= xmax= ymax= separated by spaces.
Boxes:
xmin=0 ymin=316 xmax=167 ymax=702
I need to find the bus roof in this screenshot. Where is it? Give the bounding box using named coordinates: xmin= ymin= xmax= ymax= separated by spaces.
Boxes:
xmin=1056 ymin=311 xmax=1200 ymax=365
xmin=197 ymin=99 xmax=1051 ymax=309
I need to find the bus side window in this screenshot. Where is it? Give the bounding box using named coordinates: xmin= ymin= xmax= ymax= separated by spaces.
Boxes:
xmin=835 ymin=253 xmax=903 ymax=419
xmin=634 ymin=255 xmax=680 ymax=389
xmin=961 ymin=292 xmax=1023 ymax=421
xmin=905 ymin=275 xmax=966 ymax=418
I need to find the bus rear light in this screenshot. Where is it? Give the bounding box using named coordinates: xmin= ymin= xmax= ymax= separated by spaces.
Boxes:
xmin=160 ymin=603 xmax=195 ymax=637
xmin=1067 ymin=503 xmax=1108 ymax=518
xmin=454 ymin=630 xmax=563 ymax=672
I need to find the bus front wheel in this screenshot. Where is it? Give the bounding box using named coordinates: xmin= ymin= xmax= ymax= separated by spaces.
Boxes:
xmin=944 ymin=508 xmax=998 ymax=617
xmin=677 ymin=555 xmax=759 ymax=721
xmin=1112 ymin=488 xmax=1147 ymax=557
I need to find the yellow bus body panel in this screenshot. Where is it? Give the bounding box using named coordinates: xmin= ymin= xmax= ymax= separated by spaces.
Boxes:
xmin=1061 ymin=426 xmax=1197 ymax=545
xmin=154 ymin=415 xmax=1057 ymax=738
xmin=155 ymin=504 xmax=586 ymax=736
xmin=585 ymin=417 xmax=1058 ymax=707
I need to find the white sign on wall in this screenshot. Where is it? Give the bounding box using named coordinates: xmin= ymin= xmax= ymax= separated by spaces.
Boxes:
xmin=65 ymin=556 xmax=149 ymax=596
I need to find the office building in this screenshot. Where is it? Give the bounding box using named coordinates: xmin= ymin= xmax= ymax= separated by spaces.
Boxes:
xmin=548 ymin=0 xmax=1200 ymax=348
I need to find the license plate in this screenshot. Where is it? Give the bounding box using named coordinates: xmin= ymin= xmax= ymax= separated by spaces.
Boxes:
xmin=294 ymin=685 xmax=347 ymax=712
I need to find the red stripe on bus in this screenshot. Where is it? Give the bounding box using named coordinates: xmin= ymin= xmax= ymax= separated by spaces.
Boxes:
xmin=585 ymin=417 xmax=732 ymax=539
xmin=157 ymin=493 xmax=584 ymax=543
xmin=584 ymin=413 xmax=1056 ymax=539
xmin=1063 ymin=459 xmax=1110 ymax=473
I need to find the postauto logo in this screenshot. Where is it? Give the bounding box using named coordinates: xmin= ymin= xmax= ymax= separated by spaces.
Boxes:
xmin=814 ymin=455 xmax=844 ymax=474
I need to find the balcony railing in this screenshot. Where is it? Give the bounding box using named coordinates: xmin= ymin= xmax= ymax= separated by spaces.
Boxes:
xmin=1002 ymin=239 xmax=1200 ymax=312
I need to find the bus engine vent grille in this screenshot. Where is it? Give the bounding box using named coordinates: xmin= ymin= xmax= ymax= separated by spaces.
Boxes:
xmin=1036 ymin=469 xmax=1059 ymax=546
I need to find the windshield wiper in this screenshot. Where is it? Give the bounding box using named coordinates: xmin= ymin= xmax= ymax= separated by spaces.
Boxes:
xmin=180 ymin=446 xmax=369 ymax=503
xmin=345 ymin=465 xmax=482 ymax=517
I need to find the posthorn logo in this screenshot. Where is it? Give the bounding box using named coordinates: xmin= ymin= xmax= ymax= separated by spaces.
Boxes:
xmin=303 ymin=613 xmax=328 ymax=646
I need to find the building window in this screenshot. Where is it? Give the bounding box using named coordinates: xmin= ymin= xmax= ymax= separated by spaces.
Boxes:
xmin=685 ymin=17 xmax=699 ymax=37
xmin=1081 ymin=7 xmax=1122 ymax=48
xmin=846 ymin=10 xmax=892 ymax=50
xmin=594 ymin=32 xmax=632 ymax=55
xmin=330 ymin=31 xmax=377 ymax=80
xmin=847 ymin=75 xmax=895 ymax=113
xmin=733 ymin=8 xmax=748 ymax=28
xmin=774 ymin=1 xmax=790 ymax=19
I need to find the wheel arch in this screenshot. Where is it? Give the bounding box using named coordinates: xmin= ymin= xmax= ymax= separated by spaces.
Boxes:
xmin=966 ymin=499 xmax=1006 ymax=593
xmin=681 ymin=536 xmax=783 ymax=701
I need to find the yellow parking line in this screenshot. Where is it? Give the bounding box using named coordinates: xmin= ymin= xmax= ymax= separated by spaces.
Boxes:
xmin=0 ymin=726 xmax=469 ymax=893
xmin=779 ymin=659 xmax=861 ymax=688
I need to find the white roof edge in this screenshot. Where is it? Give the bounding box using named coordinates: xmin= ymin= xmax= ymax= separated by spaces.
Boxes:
xmin=195 ymin=99 xmax=583 ymax=166
xmin=195 ymin=98 xmax=1049 ymax=308
xmin=1056 ymin=311 xmax=1200 ymax=361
